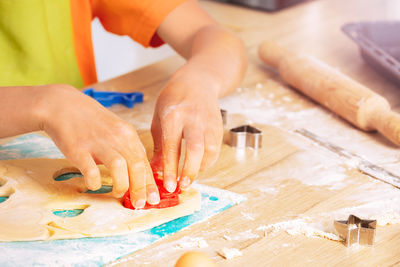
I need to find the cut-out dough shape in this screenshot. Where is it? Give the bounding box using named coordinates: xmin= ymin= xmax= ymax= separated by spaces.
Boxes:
xmin=0 ymin=158 xmax=201 ymax=241
xmin=52 ymin=208 xmax=87 ymax=218
xmin=0 ymin=172 xmax=14 ymax=204
xmin=54 ymin=172 xmax=113 ymax=194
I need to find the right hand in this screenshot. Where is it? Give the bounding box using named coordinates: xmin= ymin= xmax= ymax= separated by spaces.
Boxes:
xmin=37 ymin=84 xmax=159 ymax=208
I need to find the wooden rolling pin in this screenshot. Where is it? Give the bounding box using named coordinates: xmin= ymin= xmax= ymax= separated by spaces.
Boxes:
xmin=258 ymin=41 xmax=400 ymax=146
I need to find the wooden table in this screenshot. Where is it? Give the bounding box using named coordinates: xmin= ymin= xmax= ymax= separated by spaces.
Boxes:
xmin=98 ymin=0 xmax=400 ymax=265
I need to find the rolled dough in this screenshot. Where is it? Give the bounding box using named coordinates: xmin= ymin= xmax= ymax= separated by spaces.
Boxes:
xmin=0 ymin=158 xmax=201 ymax=241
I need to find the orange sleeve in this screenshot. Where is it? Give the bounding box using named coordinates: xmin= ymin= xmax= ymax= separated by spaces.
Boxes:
xmin=70 ymin=0 xmax=98 ymax=86
xmin=91 ymin=0 xmax=187 ymax=48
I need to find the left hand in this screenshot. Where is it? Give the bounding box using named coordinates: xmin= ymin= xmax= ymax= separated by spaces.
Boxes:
xmin=150 ymin=64 xmax=224 ymax=192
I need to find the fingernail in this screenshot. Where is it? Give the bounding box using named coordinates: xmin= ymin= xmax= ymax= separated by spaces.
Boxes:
xmin=149 ymin=192 xmax=160 ymax=204
xmin=180 ymin=177 xmax=191 ymax=188
xmin=165 ymin=181 xmax=177 ymax=192
xmin=134 ymin=199 xmax=145 ymax=209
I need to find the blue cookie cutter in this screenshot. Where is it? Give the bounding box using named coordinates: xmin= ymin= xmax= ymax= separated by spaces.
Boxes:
xmin=83 ymin=88 xmax=143 ymax=108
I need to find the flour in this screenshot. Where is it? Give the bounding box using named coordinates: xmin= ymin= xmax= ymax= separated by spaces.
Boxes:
xmin=228 ymin=192 xmax=248 ymax=204
xmin=222 ymin=229 xmax=259 ymax=241
xmin=220 ymin=82 xmax=400 ymax=179
xmin=219 ymin=85 xmax=321 ymax=130
xmin=174 ymin=236 xmax=209 ymax=249
xmin=256 ymin=151 xmax=352 ymax=191
xmin=258 ymin=186 xmax=279 ymax=195
xmin=240 ymin=211 xmax=255 ymax=221
xmin=256 ymin=194 xmax=400 ymax=242
xmin=343 ymin=157 xmax=363 ymax=169
xmin=318 ymin=197 xmax=400 ymax=227
xmin=283 ymin=96 xmax=292 ymax=102
xmin=218 ymin=247 xmax=242 ymax=260
xmin=257 ymin=219 xmax=341 ymax=241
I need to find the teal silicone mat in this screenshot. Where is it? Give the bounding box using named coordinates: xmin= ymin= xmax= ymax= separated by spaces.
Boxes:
xmin=0 ymin=134 xmax=245 ymax=266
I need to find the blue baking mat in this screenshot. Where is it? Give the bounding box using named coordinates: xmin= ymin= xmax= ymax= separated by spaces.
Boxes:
xmin=0 ymin=133 xmax=245 ymax=266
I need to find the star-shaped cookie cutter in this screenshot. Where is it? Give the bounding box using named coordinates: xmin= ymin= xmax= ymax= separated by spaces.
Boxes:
xmin=334 ymin=214 xmax=377 ymax=247
xmin=83 ymin=88 xmax=143 ymax=108
xmin=229 ymin=125 xmax=263 ymax=149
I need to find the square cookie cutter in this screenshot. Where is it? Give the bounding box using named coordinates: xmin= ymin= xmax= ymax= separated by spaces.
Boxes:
xmin=229 ymin=125 xmax=263 ymax=149
xmin=334 ymin=214 xmax=377 ymax=247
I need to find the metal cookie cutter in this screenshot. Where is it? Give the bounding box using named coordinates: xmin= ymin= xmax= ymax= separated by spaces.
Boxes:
xmin=334 ymin=214 xmax=377 ymax=247
xmin=83 ymin=88 xmax=143 ymax=108
xmin=220 ymin=109 xmax=227 ymax=125
xmin=229 ymin=125 xmax=262 ymax=149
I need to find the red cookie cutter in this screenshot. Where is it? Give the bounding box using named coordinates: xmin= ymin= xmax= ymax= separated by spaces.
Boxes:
xmin=122 ymin=172 xmax=181 ymax=210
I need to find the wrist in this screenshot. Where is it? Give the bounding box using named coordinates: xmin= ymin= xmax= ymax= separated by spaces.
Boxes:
xmin=30 ymin=86 xmax=47 ymax=131
xmin=0 ymin=85 xmax=59 ymax=137
xmin=30 ymin=85 xmax=55 ymax=131
xmin=32 ymin=84 xmax=75 ymax=132
xmin=188 ymin=26 xmax=248 ymax=97
xmin=172 ymin=61 xmax=224 ymax=99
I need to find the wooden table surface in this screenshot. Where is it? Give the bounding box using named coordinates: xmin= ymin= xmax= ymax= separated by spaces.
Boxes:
xmin=90 ymin=0 xmax=400 ymax=266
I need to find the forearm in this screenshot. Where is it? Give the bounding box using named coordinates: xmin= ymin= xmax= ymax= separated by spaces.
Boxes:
xmin=1 ymin=84 xmax=156 ymax=205
xmin=0 ymin=85 xmax=46 ymax=138
xmin=186 ymin=25 xmax=248 ymax=98
xmin=157 ymin=0 xmax=247 ymax=98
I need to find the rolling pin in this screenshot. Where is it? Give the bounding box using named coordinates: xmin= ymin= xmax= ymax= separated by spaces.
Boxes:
xmin=258 ymin=41 xmax=400 ymax=146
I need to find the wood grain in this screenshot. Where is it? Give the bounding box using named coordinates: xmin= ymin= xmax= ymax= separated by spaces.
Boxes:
xmin=138 ymin=125 xmax=297 ymax=190
xmin=106 ymin=0 xmax=400 ymax=266
xmin=258 ymin=41 xmax=400 ymax=146
xmin=1 ymin=0 xmax=399 ymax=265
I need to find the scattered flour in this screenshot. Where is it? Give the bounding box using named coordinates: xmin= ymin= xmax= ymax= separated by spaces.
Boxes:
xmin=174 ymin=236 xmax=209 ymax=249
xmin=218 ymin=247 xmax=242 ymax=260
xmin=343 ymin=157 xmax=362 ymax=169
xmin=222 ymin=229 xmax=259 ymax=241
xmin=240 ymin=211 xmax=255 ymax=221
xmin=318 ymin=197 xmax=400 ymax=227
xmin=257 ymin=219 xmax=341 ymax=241
xmin=258 ymin=187 xmax=279 ymax=195
xmin=226 ymin=190 xmax=247 ymax=205
xmin=220 ymin=84 xmax=400 ymax=179
xmin=255 ymin=195 xmax=400 ymax=242
xmin=376 ymin=213 xmax=400 ymax=226
xmin=258 ymin=151 xmax=352 ymax=191
xmin=282 ymin=96 xmax=292 ymax=102
xmin=215 ymin=82 xmax=400 ymax=253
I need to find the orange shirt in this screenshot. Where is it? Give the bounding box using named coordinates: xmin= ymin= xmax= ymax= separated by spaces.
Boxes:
xmin=71 ymin=0 xmax=186 ymax=86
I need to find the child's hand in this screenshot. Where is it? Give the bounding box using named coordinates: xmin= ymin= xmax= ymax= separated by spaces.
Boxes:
xmin=38 ymin=85 xmax=159 ymax=208
xmin=151 ymin=65 xmax=224 ymax=192
xmin=151 ymin=1 xmax=247 ymax=192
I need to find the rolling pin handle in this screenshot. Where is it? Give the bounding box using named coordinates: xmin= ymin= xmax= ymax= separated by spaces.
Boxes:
xmin=258 ymin=41 xmax=288 ymax=68
xmin=258 ymin=40 xmax=400 ymax=147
